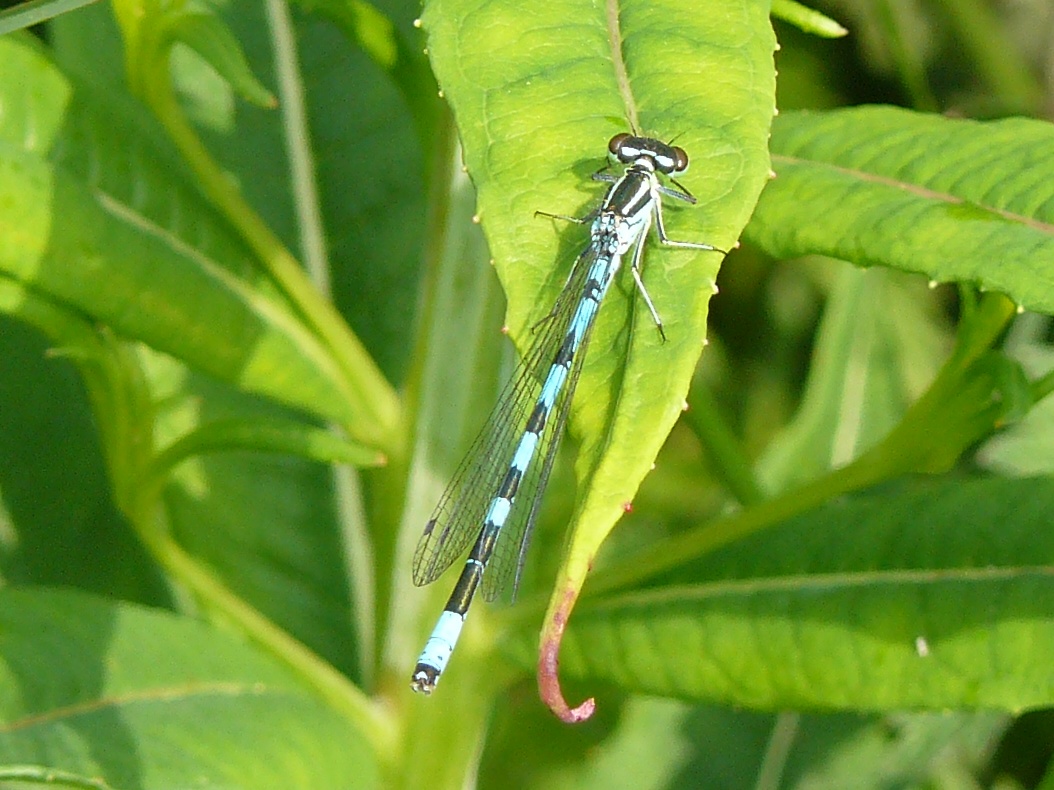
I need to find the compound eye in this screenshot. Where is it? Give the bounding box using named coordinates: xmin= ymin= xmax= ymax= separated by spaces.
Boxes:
xmin=608 ymin=133 xmax=631 ymax=158
xmin=672 ymin=146 xmax=690 ymax=174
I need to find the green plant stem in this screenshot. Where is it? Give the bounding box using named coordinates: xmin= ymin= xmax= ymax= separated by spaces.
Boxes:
xmin=144 ymin=419 xmax=385 ymax=486
xmin=370 ymin=108 xmax=464 ymax=671
xmin=144 ymin=67 xmax=402 ymax=455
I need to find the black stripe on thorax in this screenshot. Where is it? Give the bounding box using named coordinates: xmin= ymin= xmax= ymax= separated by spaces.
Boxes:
xmin=604 ymin=167 xmax=652 ymax=219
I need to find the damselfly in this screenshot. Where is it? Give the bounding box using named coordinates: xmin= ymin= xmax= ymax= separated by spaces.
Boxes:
xmin=411 ymin=133 xmax=724 ymax=694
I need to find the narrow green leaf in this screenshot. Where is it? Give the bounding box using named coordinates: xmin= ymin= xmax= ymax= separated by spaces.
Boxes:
xmin=771 ymin=0 xmax=848 ymax=38
xmin=150 ymin=416 xmax=387 ymax=481
xmin=112 ymin=0 xmax=277 ymax=108
xmin=0 ymin=0 xmax=99 ymax=36
xmin=521 ymin=476 xmax=1054 ymax=710
xmin=0 ymin=765 xmax=111 ymax=788
xmin=748 ymin=106 xmax=1054 ymax=315
xmin=169 ymin=9 xmax=277 ymax=108
xmin=421 ymin=0 xmax=776 ymax=714
xmin=0 ymin=587 xmax=379 ymax=788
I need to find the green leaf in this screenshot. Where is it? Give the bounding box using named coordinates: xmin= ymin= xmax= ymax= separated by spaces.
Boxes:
xmin=771 ymin=0 xmax=848 ymax=38
xmin=0 ymin=0 xmax=98 ymax=36
xmin=526 ymin=475 xmax=1054 ymax=710
xmin=748 ymin=106 xmax=1054 ymax=315
xmin=111 ymin=0 xmax=276 ymax=108
xmin=157 ymin=394 xmax=368 ymax=680
xmin=420 ymin=0 xmax=776 ymax=716
xmin=149 ymin=416 xmax=387 ymax=481
xmin=0 ymin=587 xmax=379 ymax=788
xmin=169 ymin=6 xmax=277 ymax=108
xmin=0 ymin=34 xmax=387 ymax=442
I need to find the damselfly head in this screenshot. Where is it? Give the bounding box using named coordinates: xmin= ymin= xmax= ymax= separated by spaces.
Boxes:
xmin=607 ymin=133 xmax=690 ymax=176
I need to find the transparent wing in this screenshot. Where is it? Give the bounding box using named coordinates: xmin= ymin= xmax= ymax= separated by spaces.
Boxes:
xmin=479 ymin=285 xmax=603 ymax=602
xmin=411 ymin=239 xmax=604 ymax=590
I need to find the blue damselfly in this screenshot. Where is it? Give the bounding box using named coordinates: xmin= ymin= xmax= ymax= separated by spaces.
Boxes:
xmin=411 ymin=133 xmax=723 ymax=694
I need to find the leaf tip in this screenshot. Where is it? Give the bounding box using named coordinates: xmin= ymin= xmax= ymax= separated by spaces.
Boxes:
xmin=538 ymin=639 xmax=596 ymax=723
xmin=538 ymin=586 xmax=595 ymax=724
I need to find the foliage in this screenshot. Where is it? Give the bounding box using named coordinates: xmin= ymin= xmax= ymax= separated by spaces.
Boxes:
xmin=0 ymin=0 xmax=1053 ymax=787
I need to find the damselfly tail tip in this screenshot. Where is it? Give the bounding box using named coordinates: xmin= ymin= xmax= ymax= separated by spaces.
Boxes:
xmin=411 ymin=665 xmax=439 ymax=695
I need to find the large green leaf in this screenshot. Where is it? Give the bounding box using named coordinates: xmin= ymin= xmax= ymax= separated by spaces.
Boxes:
xmin=514 ymin=475 xmax=1054 ymax=710
xmin=420 ymin=0 xmax=776 ymax=717
xmin=748 ymin=106 xmax=1054 ymax=315
xmin=0 ymin=587 xmax=377 ymax=788
xmin=0 ymin=34 xmax=393 ymax=445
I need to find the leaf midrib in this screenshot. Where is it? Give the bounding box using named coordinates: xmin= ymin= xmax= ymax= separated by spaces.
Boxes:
xmin=583 ymin=562 xmax=1054 ymax=611
xmin=605 ymin=0 xmax=638 ymax=130
xmin=1 ymin=681 xmax=279 ymax=732
xmin=772 ymin=153 xmax=1054 ymax=235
